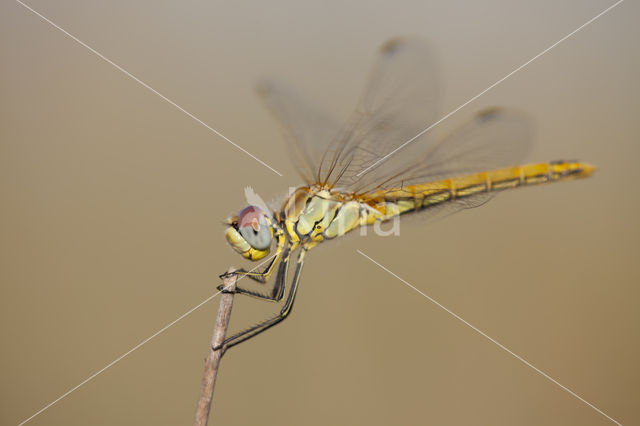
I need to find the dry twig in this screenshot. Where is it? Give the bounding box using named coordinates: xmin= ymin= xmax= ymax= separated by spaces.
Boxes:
xmin=193 ymin=268 xmax=237 ymax=426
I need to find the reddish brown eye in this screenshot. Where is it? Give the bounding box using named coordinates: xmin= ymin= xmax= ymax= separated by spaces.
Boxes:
xmin=238 ymin=206 xmax=263 ymax=231
xmin=236 ymin=205 xmax=272 ymax=250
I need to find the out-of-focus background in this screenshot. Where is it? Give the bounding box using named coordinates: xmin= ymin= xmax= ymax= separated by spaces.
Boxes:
xmin=1 ymin=1 xmax=638 ymax=425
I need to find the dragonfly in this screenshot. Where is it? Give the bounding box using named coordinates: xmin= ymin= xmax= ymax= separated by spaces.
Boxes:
xmin=217 ymin=37 xmax=594 ymax=354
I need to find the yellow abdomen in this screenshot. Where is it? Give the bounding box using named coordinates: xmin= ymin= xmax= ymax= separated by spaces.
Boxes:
xmin=365 ymin=160 xmax=595 ymax=217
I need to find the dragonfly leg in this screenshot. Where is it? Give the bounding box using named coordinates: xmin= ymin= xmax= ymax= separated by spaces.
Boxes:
xmin=214 ymin=248 xmax=307 ymax=355
xmin=219 ymin=231 xmax=285 ymax=284
xmin=221 ymin=244 xmax=292 ymax=302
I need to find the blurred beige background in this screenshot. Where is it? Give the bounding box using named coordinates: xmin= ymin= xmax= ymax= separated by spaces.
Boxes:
xmin=1 ymin=0 xmax=638 ymax=425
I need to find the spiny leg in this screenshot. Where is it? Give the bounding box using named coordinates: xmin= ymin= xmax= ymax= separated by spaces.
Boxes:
xmin=215 ymin=248 xmax=307 ymax=355
xmin=220 ymin=249 xmax=305 ymax=353
xmin=211 ymin=254 xmax=290 ymax=352
xmin=224 ymin=244 xmax=292 ymax=302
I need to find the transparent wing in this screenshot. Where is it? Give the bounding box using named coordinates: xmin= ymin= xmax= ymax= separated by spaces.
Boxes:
xmin=357 ymin=107 xmax=534 ymax=222
xmin=258 ymin=37 xmax=533 ymax=205
xmin=319 ymin=37 xmax=441 ymax=188
xmin=355 ymin=107 xmax=534 ymax=194
xmin=257 ymin=80 xmax=342 ymax=184
xmin=257 ymin=37 xmax=441 ymax=186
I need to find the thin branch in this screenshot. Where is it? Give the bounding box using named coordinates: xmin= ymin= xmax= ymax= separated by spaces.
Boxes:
xmin=193 ymin=268 xmax=237 ymax=426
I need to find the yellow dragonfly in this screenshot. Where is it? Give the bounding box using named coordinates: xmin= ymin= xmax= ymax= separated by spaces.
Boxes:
xmin=218 ymin=38 xmax=594 ymax=353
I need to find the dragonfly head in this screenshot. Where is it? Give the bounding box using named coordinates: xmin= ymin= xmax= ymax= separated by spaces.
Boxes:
xmin=225 ymin=205 xmax=273 ymax=260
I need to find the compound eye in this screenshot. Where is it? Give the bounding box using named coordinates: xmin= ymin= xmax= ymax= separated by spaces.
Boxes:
xmin=237 ymin=206 xmax=272 ymax=250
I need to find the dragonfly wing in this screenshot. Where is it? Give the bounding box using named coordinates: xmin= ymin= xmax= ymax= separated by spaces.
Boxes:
xmin=257 ymin=79 xmax=342 ymax=184
xmin=358 ymin=107 xmax=535 ymax=193
xmin=357 ymin=108 xmax=534 ymax=224
xmin=258 ymin=37 xmax=533 ymax=208
xmin=320 ymin=37 xmax=442 ymax=188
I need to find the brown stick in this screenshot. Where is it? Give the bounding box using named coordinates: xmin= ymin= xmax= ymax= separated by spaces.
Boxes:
xmin=193 ymin=268 xmax=237 ymax=426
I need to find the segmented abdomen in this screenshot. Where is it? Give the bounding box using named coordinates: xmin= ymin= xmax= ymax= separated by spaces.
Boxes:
xmin=365 ymin=160 xmax=595 ymax=218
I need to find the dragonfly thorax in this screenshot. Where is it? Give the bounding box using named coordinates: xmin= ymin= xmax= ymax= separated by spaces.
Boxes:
xmin=279 ymin=185 xmax=373 ymax=248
